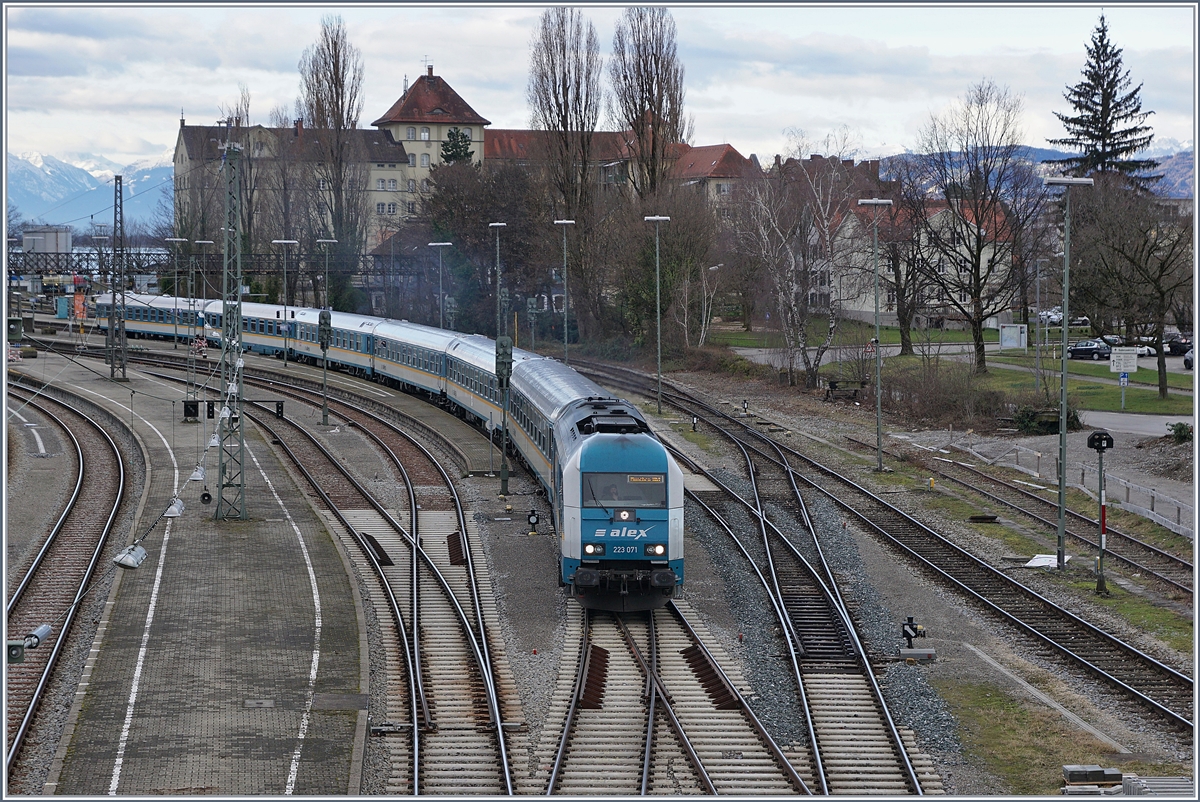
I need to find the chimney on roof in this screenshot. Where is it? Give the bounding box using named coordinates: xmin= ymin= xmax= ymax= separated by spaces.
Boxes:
xmin=427 ymin=64 xmax=434 ymax=77
xmin=294 ymin=119 xmax=303 ymax=137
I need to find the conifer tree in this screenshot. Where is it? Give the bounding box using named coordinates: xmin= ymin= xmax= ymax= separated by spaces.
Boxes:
xmin=440 ymin=127 xmax=474 ymax=164
xmin=1047 ymin=14 xmax=1158 ymax=181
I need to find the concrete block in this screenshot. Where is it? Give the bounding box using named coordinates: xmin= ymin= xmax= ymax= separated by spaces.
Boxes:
xmin=899 ymin=647 xmax=936 ymax=661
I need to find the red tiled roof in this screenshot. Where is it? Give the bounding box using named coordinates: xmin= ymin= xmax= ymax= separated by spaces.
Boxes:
xmin=672 ymin=143 xmax=758 ymax=181
xmin=371 ymin=69 xmax=490 ymax=128
xmin=483 ymin=129 xmax=635 ymax=162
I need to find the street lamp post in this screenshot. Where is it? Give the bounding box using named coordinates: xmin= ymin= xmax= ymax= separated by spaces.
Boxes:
xmin=429 ymin=242 xmax=452 ymax=329
xmin=644 ymin=216 xmax=671 ymax=414
xmin=1044 ymin=176 xmax=1093 ymax=571
xmin=315 ymin=238 xmax=337 ymax=426
xmin=489 ymin=223 xmax=506 ymax=336
xmin=554 ymin=220 xmax=575 ymax=363
xmin=165 ymin=237 xmax=188 ymax=347
xmin=858 ymin=198 xmax=893 ymax=472
xmin=272 ymin=239 xmax=299 ymax=367
xmin=316 ymin=239 xmax=337 ymax=310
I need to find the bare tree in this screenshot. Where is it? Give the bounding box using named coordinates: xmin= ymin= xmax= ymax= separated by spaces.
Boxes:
xmin=608 ymin=6 xmax=693 ymax=199
xmin=528 ymin=6 xmax=603 ymax=221
xmin=913 ymin=80 xmax=1047 ymax=373
xmin=735 ymin=168 xmax=821 ymax=386
xmin=1071 ymin=172 xmax=1193 ymax=398
xmin=299 ymin=14 xmax=370 ymax=260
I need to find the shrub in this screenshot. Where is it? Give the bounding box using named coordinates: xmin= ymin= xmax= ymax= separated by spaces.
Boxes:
xmin=1167 ymin=421 xmax=1193 ymax=444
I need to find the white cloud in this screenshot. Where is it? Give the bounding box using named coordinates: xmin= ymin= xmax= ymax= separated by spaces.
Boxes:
xmin=3 ymin=4 xmax=1194 ymax=167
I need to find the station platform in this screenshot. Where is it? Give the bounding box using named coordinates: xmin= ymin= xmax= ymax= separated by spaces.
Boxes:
xmin=8 ymin=351 xmax=367 ymax=794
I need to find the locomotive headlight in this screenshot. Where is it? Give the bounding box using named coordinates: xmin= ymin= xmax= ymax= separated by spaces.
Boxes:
xmin=616 ymin=509 xmax=633 ymax=522
xmin=643 ymin=544 xmax=666 ymax=557
xmin=584 ymin=543 xmax=605 ymax=556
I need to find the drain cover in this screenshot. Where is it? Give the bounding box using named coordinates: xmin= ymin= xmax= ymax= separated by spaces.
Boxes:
xmin=244 ymin=699 xmax=275 ymax=708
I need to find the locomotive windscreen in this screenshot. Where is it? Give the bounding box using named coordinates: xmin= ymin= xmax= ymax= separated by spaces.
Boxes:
xmin=581 ymin=472 xmax=666 ymax=508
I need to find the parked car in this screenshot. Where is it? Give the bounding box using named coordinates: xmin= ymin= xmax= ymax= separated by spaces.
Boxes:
xmin=1067 ymin=339 xmax=1112 ymax=360
xmin=1165 ymin=332 xmax=1192 ymax=355
xmin=1099 ymin=334 xmax=1157 ymax=356
xmin=1069 ymin=316 xmax=1091 ymax=327
xmin=1185 ymin=349 xmax=1193 ymax=370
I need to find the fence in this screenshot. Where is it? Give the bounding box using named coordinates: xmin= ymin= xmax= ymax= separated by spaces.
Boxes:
xmin=952 ymin=441 xmax=1193 ymax=539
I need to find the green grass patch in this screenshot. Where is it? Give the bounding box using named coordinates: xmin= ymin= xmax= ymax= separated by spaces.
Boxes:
xmin=1064 ymin=579 xmax=1193 ymax=653
xmin=931 ymin=679 xmax=1190 ymax=794
xmin=977 ymin=368 xmax=1193 ymax=415
xmin=989 ymin=354 xmax=1194 ymax=391
xmin=678 ymin=428 xmax=717 ymax=452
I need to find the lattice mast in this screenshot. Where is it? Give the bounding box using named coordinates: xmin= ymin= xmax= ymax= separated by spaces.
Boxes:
xmin=108 ymin=176 xmax=128 ymax=380
xmin=216 ymin=123 xmax=247 ymax=520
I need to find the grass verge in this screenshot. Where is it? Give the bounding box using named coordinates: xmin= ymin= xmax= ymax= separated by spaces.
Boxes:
xmin=932 ymin=679 xmax=1191 ymax=795
xmin=989 ymin=354 xmax=1193 ymax=391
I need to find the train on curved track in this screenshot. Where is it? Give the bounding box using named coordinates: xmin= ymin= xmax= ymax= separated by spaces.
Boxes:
xmin=94 ymin=293 xmax=683 ymax=612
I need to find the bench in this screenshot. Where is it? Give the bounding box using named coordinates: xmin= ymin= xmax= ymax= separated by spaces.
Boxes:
xmin=824 ymin=379 xmax=868 ymax=402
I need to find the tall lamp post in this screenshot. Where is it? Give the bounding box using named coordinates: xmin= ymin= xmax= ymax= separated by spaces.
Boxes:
xmin=644 ymin=215 xmax=671 ymax=414
xmin=858 ymin=198 xmax=893 ymax=472
xmin=489 ymin=223 xmax=506 ymax=336
xmin=316 ymin=238 xmax=337 ymax=310
xmin=165 ymin=237 xmax=188 ymax=347
xmin=429 ymin=241 xmax=452 ymax=328
xmin=272 ymin=239 xmax=298 ymax=367
xmin=1044 ymin=176 xmax=1093 ymax=571
xmin=554 ymin=219 xmax=575 ymax=363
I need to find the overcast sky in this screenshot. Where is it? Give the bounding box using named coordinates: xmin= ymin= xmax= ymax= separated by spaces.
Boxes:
xmin=4 ymin=2 xmax=1196 ymax=168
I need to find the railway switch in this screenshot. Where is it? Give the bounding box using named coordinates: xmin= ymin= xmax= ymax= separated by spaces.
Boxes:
xmin=901 ymin=616 xmax=925 ymax=649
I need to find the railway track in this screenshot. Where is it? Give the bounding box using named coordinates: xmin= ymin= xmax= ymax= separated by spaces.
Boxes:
xmin=839 ymin=434 xmax=1193 ymax=600
xmin=544 ymin=602 xmax=811 ymax=795
xmin=5 ymin=387 xmax=126 ymax=775
xmin=574 ymin=361 xmax=1194 ymax=731
xmin=240 ymin=395 xmax=516 ymax=794
xmin=671 ymin=446 xmax=937 ymax=794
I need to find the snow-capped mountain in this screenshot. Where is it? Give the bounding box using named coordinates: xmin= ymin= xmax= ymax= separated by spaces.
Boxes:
xmin=7 ymin=150 xmax=173 ymax=229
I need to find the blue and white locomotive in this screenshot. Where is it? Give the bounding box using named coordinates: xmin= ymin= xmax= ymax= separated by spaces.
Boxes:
xmin=95 ymin=293 xmax=684 ymax=611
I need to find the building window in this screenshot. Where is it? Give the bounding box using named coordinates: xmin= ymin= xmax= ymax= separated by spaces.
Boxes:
xmin=716 ymin=183 xmax=730 ymax=195
xmin=377 ymin=178 xmax=386 ymax=190
xmin=387 ymin=178 xmax=397 ymax=191
xmin=462 ymin=128 xmax=471 ymax=140
xmin=406 ymin=127 xmax=415 ymax=140
xmin=408 ymin=154 xmax=416 ymax=167
xmin=377 ymin=202 xmax=386 ymax=214
xmin=421 ymin=179 xmax=430 ymax=191
xmin=407 ymin=202 xmax=416 ymax=214
xmin=420 ymin=127 xmax=430 ymax=140
xmin=318 ymin=178 xmax=328 ymax=190
xmin=377 ymin=163 xmax=385 ymax=168
xmin=420 ymin=153 xmax=430 ymax=168
xmin=387 ymin=202 xmax=397 ymax=215
xmin=388 ymin=163 xmax=396 ymax=168
xmin=407 ymin=179 xmax=416 ymax=193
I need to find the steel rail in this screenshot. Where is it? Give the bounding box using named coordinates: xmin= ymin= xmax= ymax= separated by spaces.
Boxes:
xmin=614 ymin=613 xmax=717 ymax=795
xmin=243 ymin=407 xmax=424 ymax=792
xmin=672 ymin=389 xmax=1194 ymax=728
xmin=762 ymin=436 xmax=924 ymax=794
xmin=545 ymin=610 xmax=592 ymax=794
xmin=663 ymin=446 xmax=820 ymax=794
xmin=666 ymin=602 xmax=814 ymax=795
xmin=245 ymin=374 xmax=511 ymax=788
xmin=5 ymin=392 xmax=86 ymax=612
xmin=5 ymin=390 xmax=125 ymax=772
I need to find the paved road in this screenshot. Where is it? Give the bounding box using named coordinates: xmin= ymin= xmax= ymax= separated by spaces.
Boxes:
xmin=1078 ymin=410 xmax=1195 ymax=437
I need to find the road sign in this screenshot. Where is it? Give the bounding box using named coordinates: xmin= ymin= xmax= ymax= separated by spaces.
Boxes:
xmin=1110 ymin=347 xmax=1138 ymax=373
xmin=1119 ymin=372 xmax=1129 ymax=387
xmin=864 ymin=341 xmax=876 ymax=355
